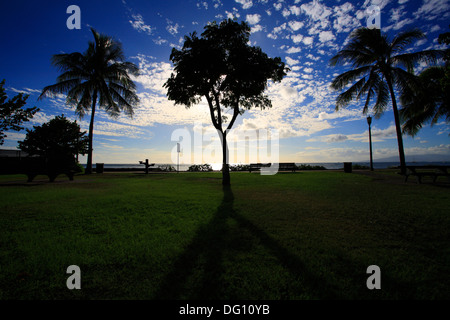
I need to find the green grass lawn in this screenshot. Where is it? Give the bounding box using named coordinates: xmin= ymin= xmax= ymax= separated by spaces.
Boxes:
xmin=1 ymin=170 xmax=449 ymax=299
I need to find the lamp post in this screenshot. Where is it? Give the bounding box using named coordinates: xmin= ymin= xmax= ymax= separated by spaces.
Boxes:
xmin=367 ymin=116 xmax=374 ymax=171
xmin=177 ymin=142 xmax=180 ymax=173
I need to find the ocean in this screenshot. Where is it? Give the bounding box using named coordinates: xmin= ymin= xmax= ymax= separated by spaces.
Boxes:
xmin=89 ymin=161 xmax=450 ymax=171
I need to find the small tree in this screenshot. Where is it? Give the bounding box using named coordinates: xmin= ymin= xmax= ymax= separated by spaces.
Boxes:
xmin=18 ymin=115 xmax=88 ymax=160
xmin=0 ymin=79 xmax=39 ymax=145
xmin=164 ymin=19 xmax=288 ymax=185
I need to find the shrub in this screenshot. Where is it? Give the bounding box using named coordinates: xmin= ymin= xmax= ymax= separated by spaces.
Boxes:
xmin=297 ymin=164 xmax=326 ymax=170
xmin=230 ymin=164 xmax=250 ymax=171
xmin=188 ymin=164 xmax=213 ymax=172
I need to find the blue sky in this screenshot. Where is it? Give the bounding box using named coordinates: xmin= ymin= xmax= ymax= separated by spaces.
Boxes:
xmin=1 ymin=0 xmax=449 ymax=168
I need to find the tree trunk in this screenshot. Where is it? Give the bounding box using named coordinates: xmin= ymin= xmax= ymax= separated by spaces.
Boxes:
xmin=85 ymin=91 xmax=97 ymax=174
xmin=387 ymin=78 xmax=407 ymax=175
xmin=220 ymin=130 xmax=230 ymax=186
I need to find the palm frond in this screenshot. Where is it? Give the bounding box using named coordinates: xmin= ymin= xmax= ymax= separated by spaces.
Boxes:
xmin=372 ymin=77 xmax=389 ymax=117
xmin=391 ymin=67 xmax=421 ymax=97
xmin=335 ymin=77 xmax=367 ymax=110
xmin=392 ymin=50 xmax=444 ymax=72
xmin=359 ymin=70 xmax=378 ymax=114
xmin=390 ymin=29 xmax=425 ymax=54
xmin=330 ymin=66 xmax=371 ymax=90
xmin=39 ymin=79 xmax=81 ymax=100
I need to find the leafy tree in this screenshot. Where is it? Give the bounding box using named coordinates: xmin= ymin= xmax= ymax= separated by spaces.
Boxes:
xmin=329 ymin=27 xmax=441 ymax=174
xmin=400 ymin=26 xmax=450 ymax=136
xmin=0 ymin=79 xmax=39 ymax=145
xmin=18 ymin=115 xmax=88 ymax=159
xmin=164 ymin=19 xmax=288 ymax=185
xmin=39 ymin=28 xmax=140 ymax=174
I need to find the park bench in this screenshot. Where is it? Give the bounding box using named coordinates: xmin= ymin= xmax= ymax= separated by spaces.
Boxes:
xmin=248 ymin=163 xmax=271 ymax=172
xmin=0 ymin=156 xmax=81 ymax=182
xmin=403 ymin=165 xmax=450 ymax=184
xmin=248 ymin=163 xmax=297 ymax=173
xmin=278 ymin=162 xmax=297 ymax=172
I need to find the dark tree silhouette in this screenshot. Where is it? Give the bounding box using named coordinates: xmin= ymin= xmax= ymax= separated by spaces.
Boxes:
xmin=164 ymin=19 xmax=288 ymax=185
xmin=400 ymin=67 xmax=449 ymax=136
xmin=18 ymin=115 xmax=88 ymax=159
xmin=330 ymin=27 xmax=441 ymax=174
xmin=0 ymin=79 xmax=39 ymax=145
xmin=39 ymin=28 xmax=140 ymax=174
xmin=400 ymin=27 xmax=449 ymax=136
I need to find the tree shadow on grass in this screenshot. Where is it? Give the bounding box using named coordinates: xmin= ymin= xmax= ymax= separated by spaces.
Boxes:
xmin=153 ymin=185 xmax=343 ymax=300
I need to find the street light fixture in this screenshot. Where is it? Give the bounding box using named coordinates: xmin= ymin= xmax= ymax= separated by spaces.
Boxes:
xmin=367 ymin=116 xmax=374 ymax=171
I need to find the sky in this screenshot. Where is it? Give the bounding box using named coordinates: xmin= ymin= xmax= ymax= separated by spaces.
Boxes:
xmin=0 ymin=0 xmax=449 ymax=168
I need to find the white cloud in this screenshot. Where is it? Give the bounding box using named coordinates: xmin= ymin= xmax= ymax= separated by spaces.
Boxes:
xmin=235 ymin=0 xmax=253 ymax=9
xmin=246 ymin=13 xmax=261 ymax=25
xmin=414 ymin=0 xmax=450 ymax=20
xmin=166 ymin=19 xmax=181 ymax=36
xmin=280 ymin=8 xmax=289 ymax=18
xmin=306 ymin=53 xmax=320 ymax=61
xmin=129 ymin=14 xmax=154 ymax=35
xmin=120 ymin=54 xmax=213 ymax=127
xmin=285 ymin=57 xmax=299 ymax=65
xmin=286 ymin=46 xmax=301 ymax=54
xmin=333 ymin=2 xmax=360 ymax=33
xmin=363 ymin=0 xmax=390 ymax=10
xmin=8 ymin=87 xmax=41 ymax=95
xmin=319 ymin=30 xmax=335 ymax=43
xmin=302 ymin=36 xmax=314 ymax=45
xmin=308 ymin=125 xmax=397 ymax=144
xmin=251 ymin=25 xmax=263 ymax=33
xmin=267 ymin=23 xmax=286 ymax=40
xmin=288 ymin=20 xmax=304 ymax=32
xmin=291 ymin=34 xmax=303 ymax=43
xmin=273 ymin=2 xmax=282 ymax=11
xmin=213 ymin=0 xmax=223 ymax=9
xmin=300 ymin=1 xmax=332 ymax=21
xmin=225 ymin=8 xmax=240 ymax=19
xmin=384 ymin=18 xmax=415 ymax=32
xmin=153 ymin=36 xmax=168 ymax=45
xmin=289 ymin=5 xmax=301 ymax=16
xmin=430 ymin=24 xmax=441 ymax=32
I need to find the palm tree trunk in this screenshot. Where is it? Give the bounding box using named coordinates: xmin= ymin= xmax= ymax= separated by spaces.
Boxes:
xmin=85 ymin=90 xmax=97 ymax=174
xmin=386 ymin=78 xmax=407 ymax=175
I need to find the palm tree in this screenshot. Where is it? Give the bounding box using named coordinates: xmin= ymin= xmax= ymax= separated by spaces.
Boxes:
xmin=400 ymin=27 xmax=450 ymax=136
xmin=329 ymin=27 xmax=441 ymax=174
xmin=39 ymin=28 xmax=140 ymax=174
xmin=400 ymin=66 xmax=450 ymax=136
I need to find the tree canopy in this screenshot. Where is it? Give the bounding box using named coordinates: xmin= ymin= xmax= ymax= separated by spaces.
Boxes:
xmin=0 ymin=79 xmax=39 ymax=145
xmin=400 ymin=26 xmax=450 ymax=136
xmin=18 ymin=115 xmax=88 ymax=159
